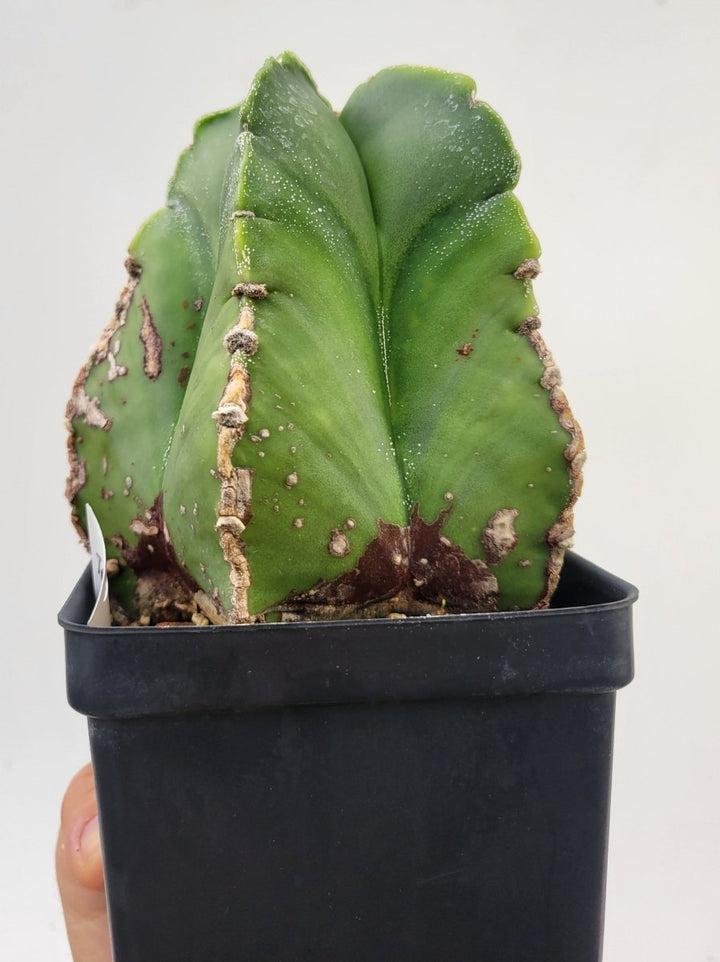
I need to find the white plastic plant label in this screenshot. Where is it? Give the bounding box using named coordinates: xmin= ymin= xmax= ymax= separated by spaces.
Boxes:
xmin=86 ymin=504 xmax=111 ymax=627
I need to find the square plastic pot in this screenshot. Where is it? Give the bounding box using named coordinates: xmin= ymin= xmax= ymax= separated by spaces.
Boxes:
xmin=59 ymin=552 xmax=636 ymax=962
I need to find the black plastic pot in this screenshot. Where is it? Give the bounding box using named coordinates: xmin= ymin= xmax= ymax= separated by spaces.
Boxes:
xmin=59 ymin=553 xmax=636 ymax=962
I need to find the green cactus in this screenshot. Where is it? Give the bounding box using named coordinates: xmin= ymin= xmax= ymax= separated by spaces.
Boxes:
xmin=66 ymin=53 xmax=583 ymax=625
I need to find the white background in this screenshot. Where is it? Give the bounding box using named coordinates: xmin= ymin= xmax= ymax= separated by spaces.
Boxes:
xmin=1 ymin=0 xmax=718 ymax=958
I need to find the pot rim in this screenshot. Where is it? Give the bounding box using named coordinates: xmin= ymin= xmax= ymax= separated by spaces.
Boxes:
xmin=59 ymin=552 xmax=637 ymax=636
xmin=60 ymin=553 xmax=636 ymax=719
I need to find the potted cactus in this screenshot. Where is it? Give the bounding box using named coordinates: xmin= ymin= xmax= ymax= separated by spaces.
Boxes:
xmin=60 ymin=53 xmax=636 ymax=962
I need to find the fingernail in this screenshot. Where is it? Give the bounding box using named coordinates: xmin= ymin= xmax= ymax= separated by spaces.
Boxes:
xmin=78 ymin=815 xmax=101 ymax=858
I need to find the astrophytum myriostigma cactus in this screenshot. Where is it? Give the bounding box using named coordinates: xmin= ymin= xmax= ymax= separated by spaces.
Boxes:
xmin=66 ymin=53 xmax=584 ymax=625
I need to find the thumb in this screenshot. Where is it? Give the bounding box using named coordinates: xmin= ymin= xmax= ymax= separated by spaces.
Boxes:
xmin=56 ymin=763 xmax=112 ymax=962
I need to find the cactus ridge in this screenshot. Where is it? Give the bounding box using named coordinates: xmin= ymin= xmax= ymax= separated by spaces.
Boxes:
xmin=67 ymin=53 xmax=583 ymax=624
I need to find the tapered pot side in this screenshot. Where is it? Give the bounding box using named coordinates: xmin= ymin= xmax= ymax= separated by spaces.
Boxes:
xmin=59 ymin=553 xmax=636 ymax=962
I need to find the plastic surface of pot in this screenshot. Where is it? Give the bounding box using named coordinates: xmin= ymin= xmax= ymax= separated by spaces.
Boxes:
xmin=59 ymin=553 xmax=636 ymax=962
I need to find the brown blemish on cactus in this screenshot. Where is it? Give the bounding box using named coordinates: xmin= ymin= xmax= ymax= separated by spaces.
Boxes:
xmin=66 ymin=297 xmax=124 ymax=434
xmin=456 ymin=343 xmax=473 ymax=357
xmin=544 ymin=514 xmax=576 ymax=604
xmin=328 ymin=529 xmax=351 ymax=559
xmin=518 ymin=315 xmax=541 ymax=334
xmin=513 ymin=258 xmax=541 ymax=280
xmin=178 ymin=367 xmax=190 ymax=387
xmin=224 ymin=327 xmax=259 ymax=355
xmin=121 ymin=494 xmax=224 ymax=625
xmin=212 ymin=403 xmax=248 ymax=429
xmin=107 ymin=352 xmax=127 ymax=381
xmin=193 ymin=297 xmax=203 ymax=312
xmin=219 ymin=527 xmax=252 ymax=623
xmin=547 ymin=521 xmax=574 ymax=551
xmin=214 ymin=303 xmax=255 ymax=621
xmin=215 ymin=515 xmax=246 ymax=535
xmin=66 ymin=388 xmax=112 ymax=431
xmin=216 ymin=367 xmax=252 ymax=475
xmin=218 ymin=468 xmax=252 ymax=523
xmin=481 ymin=508 xmax=519 ymax=564
xmin=519 ymin=324 xmax=585 ymax=607
xmin=223 ymin=305 xmax=256 ymax=355
xmin=540 ymin=365 xmax=562 ymax=390
xmin=139 ymin=298 xmax=163 ymax=381
xmin=278 ymin=507 xmax=498 ymax=620
xmin=64 ymin=449 xmax=87 ymax=537
xmin=82 ymin=257 xmax=141 ymax=372
xmin=130 ymin=517 xmax=159 ymax=537
xmin=232 ymin=282 xmax=268 ymax=299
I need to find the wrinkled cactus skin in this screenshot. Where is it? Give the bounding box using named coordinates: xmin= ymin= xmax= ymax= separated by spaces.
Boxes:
xmin=66 ymin=53 xmax=584 ymax=624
